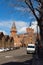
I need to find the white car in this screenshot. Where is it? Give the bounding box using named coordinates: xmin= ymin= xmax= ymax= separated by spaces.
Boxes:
xmin=0 ymin=48 xmax=5 ymax=52
xmin=27 ymin=44 xmax=36 ymax=54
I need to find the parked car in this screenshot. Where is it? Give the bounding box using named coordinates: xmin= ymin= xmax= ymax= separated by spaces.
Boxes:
xmin=0 ymin=48 xmax=5 ymax=52
xmin=27 ymin=44 xmax=36 ymax=54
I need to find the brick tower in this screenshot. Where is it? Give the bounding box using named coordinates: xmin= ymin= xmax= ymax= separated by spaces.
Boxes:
xmin=10 ymin=22 xmax=17 ymax=37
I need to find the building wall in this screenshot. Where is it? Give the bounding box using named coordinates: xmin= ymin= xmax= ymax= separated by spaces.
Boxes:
xmin=0 ymin=32 xmax=14 ymax=48
xmin=10 ymin=26 xmax=37 ymax=47
xmin=0 ymin=27 xmax=38 ymax=48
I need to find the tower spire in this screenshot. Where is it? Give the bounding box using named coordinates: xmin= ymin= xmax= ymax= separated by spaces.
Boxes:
xmin=10 ymin=22 xmax=17 ymax=37
xmin=12 ymin=22 xmax=16 ymax=29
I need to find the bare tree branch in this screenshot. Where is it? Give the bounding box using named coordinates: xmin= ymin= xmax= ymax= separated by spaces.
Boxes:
xmin=35 ymin=8 xmax=41 ymax=14
xmin=25 ymin=0 xmax=39 ymax=22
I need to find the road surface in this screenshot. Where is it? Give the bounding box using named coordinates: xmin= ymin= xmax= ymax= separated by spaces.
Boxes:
xmin=0 ymin=47 xmax=33 ymax=65
xmin=0 ymin=47 xmax=43 ymax=65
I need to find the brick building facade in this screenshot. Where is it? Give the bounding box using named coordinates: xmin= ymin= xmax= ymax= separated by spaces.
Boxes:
xmin=10 ymin=22 xmax=36 ymax=47
xmin=0 ymin=32 xmax=14 ymax=49
xmin=0 ymin=22 xmax=37 ymax=49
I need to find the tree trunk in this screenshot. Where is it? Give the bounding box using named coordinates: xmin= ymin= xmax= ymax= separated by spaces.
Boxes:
xmin=38 ymin=3 xmax=43 ymax=44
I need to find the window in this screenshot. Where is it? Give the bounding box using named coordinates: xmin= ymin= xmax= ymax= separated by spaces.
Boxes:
xmin=28 ymin=46 xmax=35 ymax=48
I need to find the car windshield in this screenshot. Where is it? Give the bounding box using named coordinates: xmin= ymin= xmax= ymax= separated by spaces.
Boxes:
xmin=28 ymin=46 xmax=35 ymax=48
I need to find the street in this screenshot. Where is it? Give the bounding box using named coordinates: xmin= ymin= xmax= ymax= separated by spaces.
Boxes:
xmin=0 ymin=47 xmax=43 ymax=65
xmin=0 ymin=47 xmax=33 ymax=65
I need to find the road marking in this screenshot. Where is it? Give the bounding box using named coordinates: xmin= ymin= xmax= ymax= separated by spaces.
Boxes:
xmin=5 ymin=56 xmax=13 ymax=58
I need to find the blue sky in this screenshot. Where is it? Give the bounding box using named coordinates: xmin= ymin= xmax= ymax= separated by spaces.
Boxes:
xmin=0 ymin=0 xmax=39 ymax=35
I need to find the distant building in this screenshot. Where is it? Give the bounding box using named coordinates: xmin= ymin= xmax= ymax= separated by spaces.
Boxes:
xmin=0 ymin=22 xmax=38 ymax=49
xmin=10 ymin=22 xmax=17 ymax=37
xmin=0 ymin=32 xmax=14 ymax=49
xmin=10 ymin=22 xmax=22 ymax=47
xmin=10 ymin=22 xmax=37 ymax=47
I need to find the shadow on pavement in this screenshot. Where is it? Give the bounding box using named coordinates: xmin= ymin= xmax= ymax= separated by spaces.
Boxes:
xmin=38 ymin=53 xmax=43 ymax=59
xmin=1 ymin=54 xmax=43 ymax=65
xmin=1 ymin=59 xmax=32 ymax=65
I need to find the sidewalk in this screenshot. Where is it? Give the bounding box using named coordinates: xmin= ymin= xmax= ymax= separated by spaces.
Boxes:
xmin=32 ymin=54 xmax=43 ymax=65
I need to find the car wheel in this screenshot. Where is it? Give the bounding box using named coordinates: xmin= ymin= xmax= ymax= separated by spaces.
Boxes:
xmin=27 ymin=51 xmax=28 ymax=54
